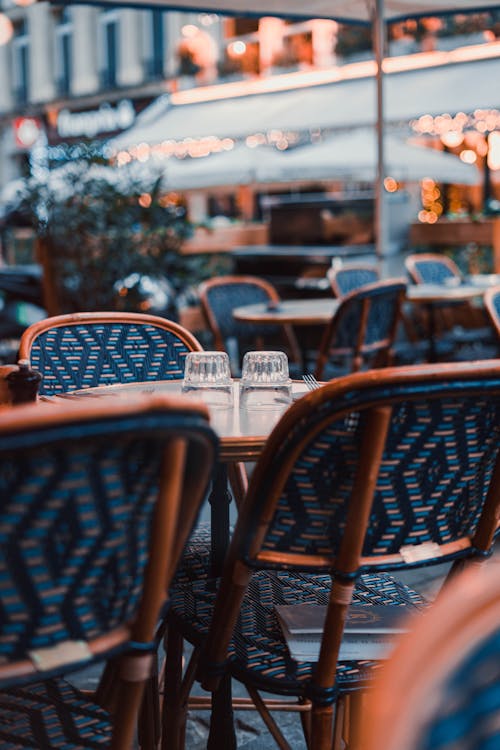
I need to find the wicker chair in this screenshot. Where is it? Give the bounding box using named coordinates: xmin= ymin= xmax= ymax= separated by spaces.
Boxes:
xmin=163 ymin=360 xmax=500 ymax=750
xmin=314 ymin=278 xmax=406 ymax=379
xmin=327 ymin=263 xmax=380 ymax=298
xmin=405 ymin=252 xmax=462 ymax=285
xmin=404 ymin=253 xmax=494 ymax=360
xmin=485 ymin=285 xmax=500 ymax=344
xmin=362 ymin=563 xmax=500 ymax=750
xmin=0 ymin=393 xmax=217 ymax=749
xmin=198 ymin=275 xmax=301 ymax=375
xmin=18 ymin=311 xmax=203 ymax=397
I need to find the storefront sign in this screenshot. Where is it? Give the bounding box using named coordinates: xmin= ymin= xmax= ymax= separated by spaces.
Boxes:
xmin=56 ymin=99 xmax=136 ymax=139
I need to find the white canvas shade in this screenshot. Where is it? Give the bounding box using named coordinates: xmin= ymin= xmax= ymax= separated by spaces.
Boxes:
xmin=153 ymin=134 xmax=479 ymax=189
xmin=63 ymin=0 xmax=500 ymax=22
xmin=111 ymin=56 xmax=500 ymax=149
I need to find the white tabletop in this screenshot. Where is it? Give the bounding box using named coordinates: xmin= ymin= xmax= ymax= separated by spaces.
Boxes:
xmin=50 ymin=379 xmax=310 ymax=461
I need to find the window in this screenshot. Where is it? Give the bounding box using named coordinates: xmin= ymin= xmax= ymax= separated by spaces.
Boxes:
xmin=12 ymin=20 xmax=28 ymax=105
xmin=99 ymin=9 xmax=119 ymax=89
xmin=145 ymin=10 xmax=165 ymax=79
xmin=54 ymin=8 xmax=72 ymax=96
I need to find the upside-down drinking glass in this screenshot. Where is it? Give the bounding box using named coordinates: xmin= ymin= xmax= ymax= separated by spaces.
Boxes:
xmin=240 ymin=351 xmax=292 ymax=410
xmin=182 ymin=351 xmax=233 ymax=408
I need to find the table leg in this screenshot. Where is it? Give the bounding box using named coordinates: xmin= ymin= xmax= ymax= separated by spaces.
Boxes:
xmin=209 ymin=463 xmax=232 ymax=578
xmin=426 ymin=303 xmax=438 ymax=363
xmin=207 ymin=462 xmax=236 ymax=748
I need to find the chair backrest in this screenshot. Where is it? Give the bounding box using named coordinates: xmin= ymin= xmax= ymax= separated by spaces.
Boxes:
xmin=328 ymin=263 xmax=380 ymax=298
xmin=362 ymin=564 xmax=500 ymax=750
xmin=485 ymin=285 xmax=500 ymax=341
xmin=203 ymin=361 xmax=500 ymax=701
xmin=405 ymin=253 xmax=462 ymax=285
xmin=18 ymin=311 xmax=203 ymax=396
xmin=198 ymin=275 xmax=300 ymax=370
xmin=315 ymin=278 xmax=406 ymax=379
xmin=0 ymin=394 xmax=217 ymax=691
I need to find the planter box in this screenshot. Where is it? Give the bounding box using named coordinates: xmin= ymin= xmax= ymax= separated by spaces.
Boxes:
xmin=409 ymin=218 xmax=500 ymax=272
xmin=181 ymin=223 xmax=268 ymax=255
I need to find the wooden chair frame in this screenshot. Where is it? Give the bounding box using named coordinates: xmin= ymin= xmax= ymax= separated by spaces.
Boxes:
xmin=315 ymin=278 xmax=407 ymax=379
xmin=485 ymin=285 xmax=500 ymax=341
xmin=19 ymin=311 xmax=202 ymax=365
xmin=362 ymin=563 xmax=500 ymax=750
xmin=0 ymin=394 xmax=217 ymax=749
xmin=165 ymin=359 xmax=500 ymax=750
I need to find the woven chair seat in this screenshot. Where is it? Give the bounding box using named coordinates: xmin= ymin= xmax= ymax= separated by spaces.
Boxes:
xmin=0 ymin=678 xmax=111 ymax=748
xmin=170 ymin=570 xmax=425 ymax=694
xmin=172 ymin=522 xmax=212 ymax=585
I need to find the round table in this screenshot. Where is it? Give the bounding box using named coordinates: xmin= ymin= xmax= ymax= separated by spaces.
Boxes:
xmin=233 ymin=283 xmax=491 ymax=364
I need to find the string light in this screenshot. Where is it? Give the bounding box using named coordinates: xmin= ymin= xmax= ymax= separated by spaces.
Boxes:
xmin=0 ymin=15 xmax=13 ymax=46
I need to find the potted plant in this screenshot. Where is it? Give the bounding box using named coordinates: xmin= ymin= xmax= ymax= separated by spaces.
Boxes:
xmin=15 ymin=154 xmax=196 ymax=316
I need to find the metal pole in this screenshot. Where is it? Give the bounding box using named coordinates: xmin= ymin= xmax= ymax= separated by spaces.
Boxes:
xmin=373 ymin=0 xmax=387 ymax=261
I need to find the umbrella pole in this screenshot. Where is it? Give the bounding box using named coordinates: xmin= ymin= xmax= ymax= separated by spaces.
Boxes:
xmin=373 ymin=0 xmax=387 ymax=262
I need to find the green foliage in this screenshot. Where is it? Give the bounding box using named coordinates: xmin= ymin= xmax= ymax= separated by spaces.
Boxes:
xmin=17 ymin=159 xmax=195 ymax=313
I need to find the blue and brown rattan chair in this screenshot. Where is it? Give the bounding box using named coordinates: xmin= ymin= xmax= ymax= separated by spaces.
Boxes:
xmin=163 ymin=359 xmax=500 ymax=750
xmin=17 ymin=311 xmax=221 ymax=746
xmin=405 ymin=252 xmax=462 ymax=286
xmin=485 ymin=285 xmax=500 ymax=346
xmin=363 ymin=563 xmax=500 ymax=750
xmin=0 ymin=393 xmax=217 ymax=749
xmin=404 ymin=253 xmax=494 ymax=360
xmin=327 ymin=263 xmax=380 ymax=298
xmin=18 ymin=311 xmax=203 ymax=396
xmin=314 ymin=278 xmax=407 ymax=379
xmin=198 ymin=275 xmax=301 ymax=376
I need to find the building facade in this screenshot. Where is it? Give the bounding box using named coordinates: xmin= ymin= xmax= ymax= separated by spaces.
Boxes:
xmin=0 ymin=2 xmax=340 ymax=188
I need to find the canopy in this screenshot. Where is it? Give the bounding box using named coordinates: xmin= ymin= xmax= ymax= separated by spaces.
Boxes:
xmin=111 ymin=56 xmax=500 ymax=150
xmin=154 ymin=135 xmax=480 ymax=189
xmin=254 ymin=134 xmax=481 ymax=186
xmin=56 ymin=0 xmax=500 ymax=22
xmin=58 ymin=0 xmax=500 ymax=256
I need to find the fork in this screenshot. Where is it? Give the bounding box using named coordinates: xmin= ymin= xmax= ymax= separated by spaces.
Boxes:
xmin=302 ymin=373 xmax=321 ymax=391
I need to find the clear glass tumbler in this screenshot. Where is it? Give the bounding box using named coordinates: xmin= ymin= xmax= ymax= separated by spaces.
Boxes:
xmin=240 ymin=351 xmax=292 ymax=410
xmin=182 ymin=351 xmax=233 ymax=408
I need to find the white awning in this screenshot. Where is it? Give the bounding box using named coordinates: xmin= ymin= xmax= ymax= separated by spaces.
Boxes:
xmin=60 ymin=0 xmax=500 ymax=23
xmin=154 ymin=133 xmax=479 ymax=190
xmin=111 ymin=55 xmax=500 ymax=150
xmin=254 ymin=133 xmax=481 ymax=185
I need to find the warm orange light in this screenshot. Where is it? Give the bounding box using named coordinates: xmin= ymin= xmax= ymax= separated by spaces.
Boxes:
xmin=138 ymin=193 xmax=152 ymax=208
xmin=440 ymin=131 xmax=464 ymax=148
xmin=488 ymin=132 xmax=500 ymax=170
xmin=460 ymin=149 xmax=477 ymax=164
xmin=384 ymin=177 xmax=399 ymax=192
xmin=0 ymin=14 xmax=13 ymax=45
xmin=181 ymin=24 xmax=199 ymax=39
xmin=227 ymin=41 xmax=246 ymax=57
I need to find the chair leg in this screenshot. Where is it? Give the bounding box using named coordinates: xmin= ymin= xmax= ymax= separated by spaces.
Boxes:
xmin=332 ymin=696 xmax=346 ymax=750
xmin=245 ymin=684 xmax=292 ymax=750
xmin=299 ymin=698 xmax=312 ymax=749
xmin=227 ymin=461 xmax=248 ymax=510
xmin=346 ymin=691 xmax=366 ymax=750
xmin=311 ymin=704 xmax=335 ymax=750
xmin=161 ymin=626 xmax=186 ymax=750
xmin=137 ymin=652 xmax=161 ymax=750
